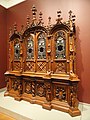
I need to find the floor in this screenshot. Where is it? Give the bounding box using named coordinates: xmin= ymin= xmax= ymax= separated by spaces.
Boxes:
xmin=0 ymin=88 xmax=90 ymax=120
xmin=0 ymin=112 xmax=16 ymax=120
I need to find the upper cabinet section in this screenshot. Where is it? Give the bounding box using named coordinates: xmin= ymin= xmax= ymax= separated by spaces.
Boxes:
xmin=8 ymin=6 xmax=78 ymax=81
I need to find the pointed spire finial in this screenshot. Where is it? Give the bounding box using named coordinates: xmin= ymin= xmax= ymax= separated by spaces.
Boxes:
xmin=9 ymin=27 xmax=12 ymax=38
xmin=32 ymin=5 xmax=37 ymax=20
xmin=38 ymin=11 xmax=44 ymax=26
xmin=26 ymin=15 xmax=30 ymax=28
xmin=21 ymin=25 xmax=24 ymax=35
xmin=69 ymin=10 xmax=76 ymax=22
xmin=48 ymin=16 xmax=51 ymax=27
xmin=31 ymin=5 xmax=37 ymax=26
xmin=56 ymin=10 xmax=62 ymax=24
xmin=69 ymin=10 xmax=72 ymax=20
xmin=13 ymin=22 xmax=17 ymax=33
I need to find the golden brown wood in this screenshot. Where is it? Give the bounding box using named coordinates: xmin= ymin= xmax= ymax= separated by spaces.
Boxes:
xmin=4 ymin=6 xmax=81 ymax=117
xmin=0 ymin=113 xmax=16 ymax=120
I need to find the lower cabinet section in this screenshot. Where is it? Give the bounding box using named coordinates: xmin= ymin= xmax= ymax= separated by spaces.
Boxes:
xmin=4 ymin=75 xmax=81 ymax=117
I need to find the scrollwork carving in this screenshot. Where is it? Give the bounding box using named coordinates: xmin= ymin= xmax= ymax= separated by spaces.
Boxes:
xmin=36 ymin=83 xmax=45 ymax=97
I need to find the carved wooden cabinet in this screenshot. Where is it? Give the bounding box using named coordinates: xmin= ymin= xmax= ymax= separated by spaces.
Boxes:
xmin=5 ymin=6 xmax=81 ymax=116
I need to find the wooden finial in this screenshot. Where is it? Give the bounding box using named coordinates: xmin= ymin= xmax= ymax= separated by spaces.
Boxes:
xmin=14 ymin=22 xmax=17 ymax=33
xmin=31 ymin=5 xmax=37 ymax=26
xmin=72 ymin=15 xmax=76 ymax=22
xmin=69 ymin=10 xmax=76 ymax=23
xmin=57 ymin=10 xmax=61 ymax=18
xmin=48 ymin=16 xmax=51 ymax=27
xmin=69 ymin=10 xmax=72 ymax=20
xmin=39 ymin=12 xmax=43 ymax=20
xmin=32 ymin=5 xmax=37 ymax=20
xmin=56 ymin=10 xmax=62 ymax=24
xmin=21 ymin=25 xmax=24 ymax=35
xmin=9 ymin=27 xmax=12 ymax=38
xmin=26 ymin=15 xmax=30 ymax=28
xmin=47 ymin=16 xmax=52 ymax=37
xmin=38 ymin=11 xmax=44 ymax=26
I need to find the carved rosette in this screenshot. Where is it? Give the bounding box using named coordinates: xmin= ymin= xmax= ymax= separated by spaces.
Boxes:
xmin=55 ymin=86 xmax=66 ymax=101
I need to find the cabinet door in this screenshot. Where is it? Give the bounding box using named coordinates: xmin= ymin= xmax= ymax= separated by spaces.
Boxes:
xmin=36 ymin=32 xmax=47 ymax=73
xmin=13 ymin=38 xmax=21 ymax=71
xmin=51 ymin=30 xmax=69 ymax=74
xmin=24 ymin=34 xmax=35 ymax=72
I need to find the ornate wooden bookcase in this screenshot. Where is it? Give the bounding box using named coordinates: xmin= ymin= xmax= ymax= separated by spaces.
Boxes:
xmin=5 ymin=6 xmax=81 ymax=116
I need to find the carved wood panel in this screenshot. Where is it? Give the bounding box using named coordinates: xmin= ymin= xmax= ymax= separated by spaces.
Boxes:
xmin=13 ymin=61 xmax=21 ymax=71
xmin=53 ymin=84 xmax=67 ymax=101
xmin=25 ymin=81 xmax=32 ymax=94
xmin=36 ymin=82 xmax=45 ymax=97
xmin=25 ymin=61 xmax=35 ymax=72
xmin=54 ymin=61 xmax=66 ymax=73
xmin=37 ymin=61 xmax=47 ymax=72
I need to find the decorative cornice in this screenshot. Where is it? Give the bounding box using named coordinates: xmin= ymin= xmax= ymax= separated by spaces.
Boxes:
xmin=0 ymin=0 xmax=26 ymax=9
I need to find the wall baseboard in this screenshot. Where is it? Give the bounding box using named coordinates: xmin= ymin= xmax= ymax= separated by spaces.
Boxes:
xmin=0 ymin=87 xmax=6 ymax=92
xmin=79 ymin=102 xmax=90 ymax=106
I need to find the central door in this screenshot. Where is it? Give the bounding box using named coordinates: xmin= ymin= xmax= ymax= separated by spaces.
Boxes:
xmin=36 ymin=32 xmax=47 ymax=73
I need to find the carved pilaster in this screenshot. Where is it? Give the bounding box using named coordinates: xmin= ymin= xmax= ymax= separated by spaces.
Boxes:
xmin=45 ymin=82 xmax=51 ymax=101
xmin=18 ymin=81 xmax=23 ymax=96
xmin=25 ymin=81 xmax=32 ymax=94
xmin=5 ymin=77 xmax=9 ymax=91
xmin=20 ymin=39 xmax=23 ymax=73
xmin=32 ymin=81 xmax=36 ymax=97
xmin=69 ymin=85 xmax=78 ymax=108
